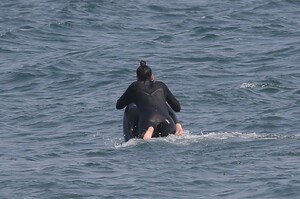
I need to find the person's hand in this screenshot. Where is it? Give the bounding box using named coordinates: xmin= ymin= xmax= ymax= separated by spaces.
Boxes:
xmin=175 ymin=123 xmax=184 ymax=136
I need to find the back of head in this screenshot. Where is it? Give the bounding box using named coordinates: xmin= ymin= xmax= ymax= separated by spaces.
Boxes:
xmin=136 ymin=60 xmax=152 ymax=81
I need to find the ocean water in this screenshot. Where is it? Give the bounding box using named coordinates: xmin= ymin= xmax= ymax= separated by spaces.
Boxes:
xmin=1 ymin=0 xmax=300 ymax=198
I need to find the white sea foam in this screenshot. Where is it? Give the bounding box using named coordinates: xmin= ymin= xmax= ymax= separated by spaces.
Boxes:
xmin=240 ymin=82 xmax=256 ymax=88
xmin=114 ymin=138 xmax=144 ymax=148
xmin=114 ymin=131 xmax=265 ymax=148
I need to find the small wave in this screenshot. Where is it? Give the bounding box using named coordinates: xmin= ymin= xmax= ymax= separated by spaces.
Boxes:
xmin=259 ymin=78 xmax=282 ymax=88
xmin=19 ymin=25 xmax=34 ymax=31
xmin=154 ymin=35 xmax=174 ymax=43
xmin=0 ymin=30 xmax=17 ymax=39
xmin=148 ymin=5 xmax=170 ymax=12
xmin=114 ymin=138 xmax=144 ymax=149
xmin=114 ymin=131 xmax=265 ymax=148
xmin=187 ymin=131 xmax=260 ymax=139
xmin=263 ymin=133 xmax=300 ymax=140
xmin=166 ymin=131 xmax=266 ymax=145
xmin=49 ymin=20 xmax=74 ymax=30
xmin=240 ymin=82 xmax=256 ymax=88
xmin=114 ymin=131 xmax=300 ymax=149
xmin=200 ymin=33 xmax=218 ymax=40
xmin=240 ymin=77 xmax=283 ymax=90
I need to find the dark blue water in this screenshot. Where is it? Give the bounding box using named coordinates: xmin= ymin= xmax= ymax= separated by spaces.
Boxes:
xmin=1 ymin=0 xmax=300 ymax=198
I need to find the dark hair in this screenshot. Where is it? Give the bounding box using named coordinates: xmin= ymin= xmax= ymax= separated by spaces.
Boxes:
xmin=136 ymin=60 xmax=152 ymax=81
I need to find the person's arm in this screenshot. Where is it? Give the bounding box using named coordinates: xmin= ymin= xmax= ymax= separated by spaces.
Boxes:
xmin=116 ymin=83 xmax=135 ymax=109
xmin=167 ymin=104 xmax=179 ymax=123
xmin=163 ymin=83 xmax=181 ymax=112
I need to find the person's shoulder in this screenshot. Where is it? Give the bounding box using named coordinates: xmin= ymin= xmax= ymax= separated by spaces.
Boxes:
xmin=130 ymin=81 xmax=138 ymax=86
xmin=153 ymin=80 xmax=165 ymax=85
xmin=126 ymin=81 xmax=137 ymax=90
xmin=154 ymin=80 xmax=167 ymax=87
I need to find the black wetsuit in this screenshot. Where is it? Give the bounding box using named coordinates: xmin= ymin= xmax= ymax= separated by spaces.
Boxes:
xmin=116 ymin=80 xmax=181 ymax=138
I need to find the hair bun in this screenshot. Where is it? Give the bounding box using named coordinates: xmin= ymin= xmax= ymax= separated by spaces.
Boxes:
xmin=140 ymin=60 xmax=147 ymax=67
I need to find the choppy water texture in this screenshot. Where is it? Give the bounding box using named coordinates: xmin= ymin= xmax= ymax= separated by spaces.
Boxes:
xmin=1 ymin=0 xmax=300 ymax=198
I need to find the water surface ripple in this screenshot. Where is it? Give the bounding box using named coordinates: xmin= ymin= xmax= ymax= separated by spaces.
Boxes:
xmin=1 ymin=0 xmax=300 ymax=198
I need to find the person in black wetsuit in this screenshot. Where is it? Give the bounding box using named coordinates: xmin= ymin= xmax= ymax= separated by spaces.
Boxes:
xmin=116 ymin=60 xmax=183 ymax=140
